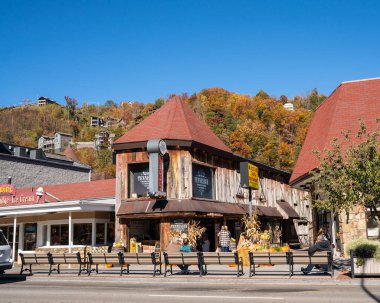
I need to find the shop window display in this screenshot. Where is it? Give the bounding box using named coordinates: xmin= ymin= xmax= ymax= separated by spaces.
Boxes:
xmin=50 ymin=224 xmax=69 ymax=245
xmin=73 ymin=223 xmax=92 ymax=245
xmin=96 ymin=223 xmax=105 ymax=244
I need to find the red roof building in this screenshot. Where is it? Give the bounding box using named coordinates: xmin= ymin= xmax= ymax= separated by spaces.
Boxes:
xmin=290 ymin=78 xmax=380 ymax=186
xmin=114 ymin=96 xmax=232 ymax=155
xmin=0 ymin=179 xmax=116 ymax=256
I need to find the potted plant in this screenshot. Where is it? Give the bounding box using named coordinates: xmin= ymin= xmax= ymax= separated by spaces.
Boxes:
xmin=347 ymin=239 xmax=380 ymax=278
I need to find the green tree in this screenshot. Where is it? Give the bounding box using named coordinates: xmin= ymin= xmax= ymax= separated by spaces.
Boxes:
xmin=312 ymin=120 xmax=380 ymax=226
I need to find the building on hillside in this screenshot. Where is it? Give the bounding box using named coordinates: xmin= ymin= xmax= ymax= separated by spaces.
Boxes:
xmin=0 ymin=142 xmax=91 ymax=188
xmin=38 ymin=132 xmax=73 ymax=153
xmin=37 ymin=96 xmax=59 ymax=107
xmin=283 ymin=103 xmax=294 ymax=111
xmin=290 ymin=77 xmax=380 ymax=255
xmin=95 ymin=131 xmax=115 ymax=150
xmin=0 ymin=179 xmax=115 ymax=261
xmin=113 ymin=96 xmax=310 ymax=253
xmin=90 ymin=116 xmax=105 ymax=127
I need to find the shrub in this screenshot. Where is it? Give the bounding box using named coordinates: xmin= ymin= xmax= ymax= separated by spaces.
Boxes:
xmin=346 ymin=239 xmax=380 ymax=266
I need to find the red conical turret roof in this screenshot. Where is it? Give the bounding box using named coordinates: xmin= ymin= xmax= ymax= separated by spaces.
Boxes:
xmin=114 ymin=96 xmax=232 ymax=154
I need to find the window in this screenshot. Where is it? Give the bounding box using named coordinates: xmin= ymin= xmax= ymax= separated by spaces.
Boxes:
xmin=96 ymin=223 xmax=105 ymax=245
xmin=129 ymin=163 xmax=149 ymax=198
xmin=50 ymin=224 xmax=69 ymax=245
xmin=367 ymin=215 xmax=379 ymax=238
xmin=192 ymin=163 xmax=214 ymax=199
xmin=73 ymin=223 xmax=92 ymax=245
xmin=24 ymin=223 xmax=37 ymax=251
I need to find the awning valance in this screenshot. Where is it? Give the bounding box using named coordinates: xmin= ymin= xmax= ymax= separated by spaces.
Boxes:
xmin=276 ymin=200 xmax=300 ymax=219
xmin=117 ymin=199 xmax=246 ymax=217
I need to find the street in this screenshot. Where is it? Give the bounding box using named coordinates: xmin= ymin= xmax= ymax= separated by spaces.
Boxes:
xmin=0 ymin=276 xmax=379 ymax=303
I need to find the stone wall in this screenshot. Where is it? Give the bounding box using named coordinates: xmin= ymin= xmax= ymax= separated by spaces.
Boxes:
xmin=339 ymin=205 xmax=367 ymax=256
xmin=0 ymin=156 xmax=90 ymax=188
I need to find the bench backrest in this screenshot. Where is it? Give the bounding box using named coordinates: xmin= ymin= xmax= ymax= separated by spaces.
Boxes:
xmin=48 ymin=252 xmax=82 ymax=265
xmin=201 ymin=252 xmax=238 ymax=265
xmin=19 ymin=253 xmax=50 ymax=265
xmin=88 ymin=253 xmax=121 ymax=265
xmin=249 ymin=251 xmax=289 ymax=265
xmin=120 ymin=253 xmax=156 ymax=265
xmin=163 ymin=252 xmax=200 ymax=265
xmin=291 ymin=251 xmax=331 ymax=264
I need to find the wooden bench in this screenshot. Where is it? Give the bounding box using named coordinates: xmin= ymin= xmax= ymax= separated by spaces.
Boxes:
xmin=248 ymin=251 xmax=291 ymax=277
xmin=119 ymin=252 xmax=161 ymax=276
xmin=290 ymin=250 xmax=333 ymax=277
xmin=87 ymin=252 xmax=123 ymax=276
xmin=200 ymin=252 xmax=243 ymax=277
xmin=163 ymin=252 xmax=201 ymax=276
xmin=48 ymin=252 xmax=88 ymax=276
xmin=19 ymin=253 xmax=50 ymax=275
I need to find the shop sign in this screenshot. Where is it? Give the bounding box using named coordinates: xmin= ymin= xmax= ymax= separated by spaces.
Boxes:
xmin=133 ymin=170 xmax=150 ymax=195
xmin=170 ymin=219 xmax=188 ymax=234
xmin=240 ymin=162 xmax=259 ymax=190
xmin=192 ymin=164 xmax=213 ymax=199
xmin=0 ymin=192 xmax=45 ymax=207
xmin=0 ymin=184 xmax=15 ymax=196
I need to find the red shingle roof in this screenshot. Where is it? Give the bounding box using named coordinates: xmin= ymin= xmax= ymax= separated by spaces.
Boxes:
xmin=15 ymin=179 xmax=115 ymax=202
xmin=290 ymin=78 xmax=380 ymax=184
xmin=114 ymin=96 xmax=232 ymax=154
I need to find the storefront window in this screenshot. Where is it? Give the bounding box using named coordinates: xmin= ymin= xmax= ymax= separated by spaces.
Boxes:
xmin=107 ymin=223 xmax=115 ymax=245
xmin=50 ymin=224 xmax=69 ymax=245
xmin=129 ymin=163 xmax=149 ymax=198
xmin=73 ymin=223 xmax=92 ymax=245
xmin=192 ymin=163 xmax=214 ymax=199
xmin=96 ymin=223 xmax=105 ymax=245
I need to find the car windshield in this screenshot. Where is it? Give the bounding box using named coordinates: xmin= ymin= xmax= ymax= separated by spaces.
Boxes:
xmin=0 ymin=232 xmax=8 ymax=246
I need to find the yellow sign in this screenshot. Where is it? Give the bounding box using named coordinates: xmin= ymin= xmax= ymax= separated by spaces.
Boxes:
xmin=248 ymin=163 xmax=259 ymax=189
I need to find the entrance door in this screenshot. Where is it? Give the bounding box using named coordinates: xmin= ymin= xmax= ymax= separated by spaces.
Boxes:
xmin=199 ymin=219 xmax=216 ymax=252
xmin=23 ymin=223 xmax=37 ymax=251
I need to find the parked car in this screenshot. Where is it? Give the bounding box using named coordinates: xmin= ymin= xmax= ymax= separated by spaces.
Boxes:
xmin=0 ymin=229 xmax=12 ymax=274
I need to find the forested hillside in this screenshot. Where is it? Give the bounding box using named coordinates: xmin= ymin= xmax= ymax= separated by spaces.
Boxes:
xmin=0 ymin=89 xmax=325 ymax=175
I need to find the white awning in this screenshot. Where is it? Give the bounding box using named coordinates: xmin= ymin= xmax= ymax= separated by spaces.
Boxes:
xmin=0 ymin=198 xmax=115 ymax=217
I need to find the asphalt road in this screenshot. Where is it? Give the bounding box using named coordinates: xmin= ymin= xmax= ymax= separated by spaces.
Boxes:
xmin=0 ymin=276 xmax=379 ymax=303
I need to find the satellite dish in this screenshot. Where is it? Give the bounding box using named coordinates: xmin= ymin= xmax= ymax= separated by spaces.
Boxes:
xmin=36 ymin=187 xmax=44 ymax=196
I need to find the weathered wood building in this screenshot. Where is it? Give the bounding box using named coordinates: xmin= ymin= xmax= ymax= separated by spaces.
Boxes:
xmin=114 ymin=97 xmax=310 ymax=252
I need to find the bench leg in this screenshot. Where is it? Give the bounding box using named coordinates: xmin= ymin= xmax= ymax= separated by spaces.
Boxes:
xmin=20 ymin=264 xmax=24 ymax=275
xmin=170 ymin=265 xmax=173 ymax=275
xmin=164 ymin=264 xmax=167 ymax=277
xmin=120 ymin=265 xmax=123 ymax=276
xmin=58 ymin=264 xmax=60 ymax=274
xmin=29 ymin=264 xmax=32 ymax=275
xmin=96 ymin=264 xmax=99 ymax=274
xmin=88 ymin=264 xmax=92 ymax=276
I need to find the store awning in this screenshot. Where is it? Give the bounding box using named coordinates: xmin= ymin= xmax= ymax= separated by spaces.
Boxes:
xmin=117 ymin=199 xmax=247 ymax=217
xmin=239 ymin=204 xmax=283 ymax=218
xmin=0 ymin=198 xmax=115 ymax=217
xmin=276 ymin=200 xmax=300 ymax=219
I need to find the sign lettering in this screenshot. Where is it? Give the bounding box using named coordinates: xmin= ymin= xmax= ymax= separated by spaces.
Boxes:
xmin=0 ymin=184 xmax=15 ymax=196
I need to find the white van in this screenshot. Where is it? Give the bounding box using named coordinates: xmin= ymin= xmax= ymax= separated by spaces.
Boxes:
xmin=0 ymin=229 xmax=13 ymax=274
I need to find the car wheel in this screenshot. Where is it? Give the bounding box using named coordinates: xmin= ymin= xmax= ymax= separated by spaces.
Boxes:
xmin=0 ymin=270 xmax=5 ymax=274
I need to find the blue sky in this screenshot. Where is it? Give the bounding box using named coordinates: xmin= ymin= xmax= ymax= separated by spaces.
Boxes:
xmin=0 ymin=0 xmax=379 ymax=106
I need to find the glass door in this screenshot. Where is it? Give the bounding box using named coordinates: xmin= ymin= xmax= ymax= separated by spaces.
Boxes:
xmin=23 ymin=223 xmax=37 ymax=251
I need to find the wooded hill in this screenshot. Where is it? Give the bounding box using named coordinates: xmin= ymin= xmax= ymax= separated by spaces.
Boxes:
xmin=0 ymin=89 xmax=325 ymax=176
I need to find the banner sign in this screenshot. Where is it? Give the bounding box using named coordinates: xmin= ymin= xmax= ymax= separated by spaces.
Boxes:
xmin=0 ymin=191 xmax=45 ymax=207
xmin=240 ymin=162 xmax=259 ymax=189
xmin=0 ymin=184 xmax=15 ymax=196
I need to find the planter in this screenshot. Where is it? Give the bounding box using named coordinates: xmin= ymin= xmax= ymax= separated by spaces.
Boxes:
xmin=351 ymin=251 xmax=380 ymax=278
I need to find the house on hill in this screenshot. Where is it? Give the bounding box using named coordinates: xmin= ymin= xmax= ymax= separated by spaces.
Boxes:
xmin=37 ymin=96 xmax=59 ymax=107
xmin=290 ymin=77 xmax=380 ymax=254
xmin=113 ymin=96 xmax=310 ymax=253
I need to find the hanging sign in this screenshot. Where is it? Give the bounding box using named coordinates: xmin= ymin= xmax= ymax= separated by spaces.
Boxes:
xmin=240 ymin=162 xmax=259 ymax=189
